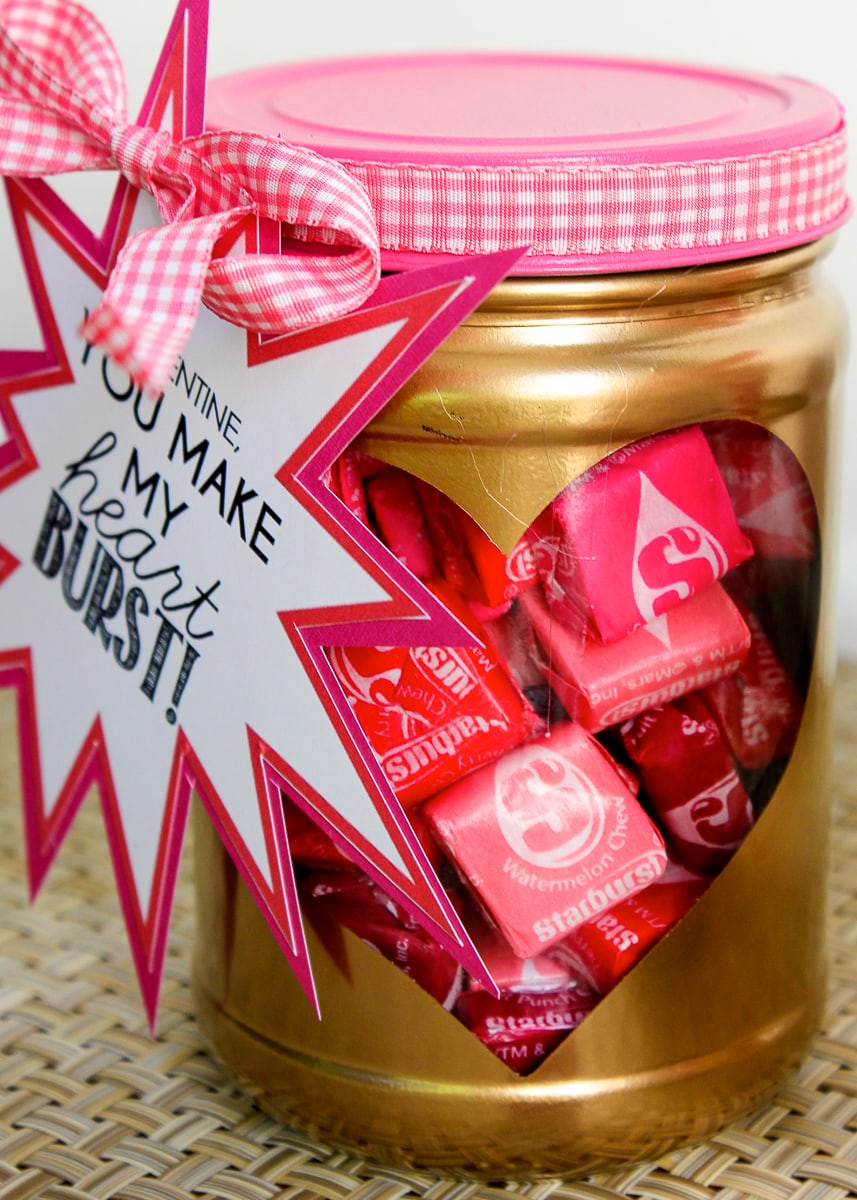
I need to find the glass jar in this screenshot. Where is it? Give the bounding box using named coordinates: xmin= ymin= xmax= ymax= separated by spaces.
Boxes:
xmin=194 ymin=54 xmax=850 ymax=1177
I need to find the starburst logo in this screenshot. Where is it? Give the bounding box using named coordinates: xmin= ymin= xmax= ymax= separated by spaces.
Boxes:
xmin=631 ymin=473 xmax=729 ymax=623
xmin=0 ymin=0 xmax=522 ymax=1024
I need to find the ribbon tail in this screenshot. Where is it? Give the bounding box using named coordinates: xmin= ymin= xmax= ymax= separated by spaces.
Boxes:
xmin=80 ymin=208 xmax=243 ymax=396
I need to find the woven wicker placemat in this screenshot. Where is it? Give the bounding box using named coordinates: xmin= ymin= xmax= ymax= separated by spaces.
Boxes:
xmin=1 ymin=668 xmax=856 ymax=1200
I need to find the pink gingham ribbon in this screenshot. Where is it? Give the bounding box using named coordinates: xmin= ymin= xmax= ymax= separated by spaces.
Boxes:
xmin=344 ymin=134 xmax=849 ymax=262
xmin=0 ymin=0 xmax=381 ymax=393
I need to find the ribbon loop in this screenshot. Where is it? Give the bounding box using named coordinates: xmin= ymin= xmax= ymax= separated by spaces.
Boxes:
xmin=0 ymin=0 xmax=381 ymax=394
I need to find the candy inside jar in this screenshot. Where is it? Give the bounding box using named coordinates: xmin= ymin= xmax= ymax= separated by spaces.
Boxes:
xmin=289 ymin=419 xmax=819 ymax=1074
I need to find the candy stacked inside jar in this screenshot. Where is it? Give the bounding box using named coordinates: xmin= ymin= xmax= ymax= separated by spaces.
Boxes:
xmin=291 ymin=418 xmax=814 ymax=1075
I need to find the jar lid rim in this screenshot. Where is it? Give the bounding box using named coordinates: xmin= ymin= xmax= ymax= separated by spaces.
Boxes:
xmin=207 ymin=53 xmax=850 ymax=272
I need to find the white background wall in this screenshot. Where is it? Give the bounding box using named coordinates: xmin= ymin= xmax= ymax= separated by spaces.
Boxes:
xmin=2 ymin=0 xmax=855 ymax=656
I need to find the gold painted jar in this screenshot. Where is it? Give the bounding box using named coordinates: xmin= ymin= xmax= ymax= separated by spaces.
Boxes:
xmin=196 ymin=55 xmax=851 ymax=1176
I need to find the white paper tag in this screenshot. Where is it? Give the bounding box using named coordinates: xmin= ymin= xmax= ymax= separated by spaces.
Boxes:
xmin=0 ymin=0 xmax=523 ymax=1021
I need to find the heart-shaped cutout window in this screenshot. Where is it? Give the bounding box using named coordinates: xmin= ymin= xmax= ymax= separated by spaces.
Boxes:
xmin=291 ymin=419 xmax=818 ymax=1075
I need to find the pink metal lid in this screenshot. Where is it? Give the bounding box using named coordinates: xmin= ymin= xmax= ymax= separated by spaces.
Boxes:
xmin=206 ymin=53 xmax=849 ymax=273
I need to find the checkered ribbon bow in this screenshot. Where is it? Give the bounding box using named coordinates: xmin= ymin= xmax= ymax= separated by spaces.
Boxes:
xmin=0 ymin=0 xmax=381 ymax=394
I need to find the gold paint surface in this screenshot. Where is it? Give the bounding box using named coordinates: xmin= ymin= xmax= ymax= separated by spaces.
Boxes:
xmin=193 ymin=238 xmax=848 ymax=1178
xmin=358 ymin=239 xmax=846 ymax=550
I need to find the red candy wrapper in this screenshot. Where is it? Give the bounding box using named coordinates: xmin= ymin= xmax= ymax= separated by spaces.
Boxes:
xmin=520 ymin=581 xmax=751 ymax=731
xmin=552 ymin=867 xmax=710 ymax=994
xmin=621 ymin=693 xmax=754 ymax=872
xmin=365 ymin=468 xmax=439 ymax=580
xmin=303 ymin=870 xmax=463 ymax=1007
xmin=454 ymin=983 xmax=598 ymax=1073
xmin=328 ymin=642 xmax=411 ymax=741
xmin=700 ymin=603 xmax=803 ymax=769
xmin=284 ymin=802 xmax=357 ymax=870
xmin=466 ymin=911 xmax=576 ymax=994
xmin=706 ymin=422 xmax=816 ymax=561
xmin=329 ymin=586 xmax=538 ymax=808
xmin=331 ymin=448 xmax=386 ymax=526
xmin=381 ymin=706 xmax=533 ymax=809
xmin=354 ymin=920 xmax=464 ymax=1008
xmin=530 ymin=427 xmax=754 ymax=643
xmin=426 ymin=722 xmax=668 ymax=958
xmin=303 ymin=868 xmax=404 ymax=927
xmin=416 ymin=481 xmax=537 ymax=617
xmin=396 ymin=638 xmax=512 ymax=728
xmin=417 ymin=484 xmax=489 ymax=605
xmin=457 ymin=509 xmax=540 ymax=611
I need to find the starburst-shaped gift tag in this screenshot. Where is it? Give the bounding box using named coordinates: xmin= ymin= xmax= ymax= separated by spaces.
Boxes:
xmin=0 ymin=0 xmax=523 ymax=1025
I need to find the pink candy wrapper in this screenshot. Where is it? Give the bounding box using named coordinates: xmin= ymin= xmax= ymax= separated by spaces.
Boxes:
xmin=426 ymin=722 xmax=668 ymax=958
xmin=530 ymin=427 xmax=754 ymax=643
xmin=520 ymin=580 xmax=751 ymax=731
xmin=464 ymin=907 xmax=576 ymax=994
xmin=706 ymin=422 xmax=816 ymax=561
